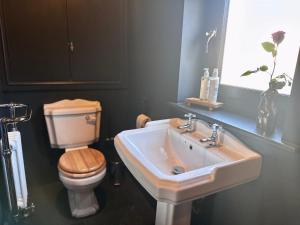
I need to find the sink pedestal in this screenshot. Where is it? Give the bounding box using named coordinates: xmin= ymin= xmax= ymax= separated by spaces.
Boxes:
xmin=155 ymin=201 xmax=192 ymax=225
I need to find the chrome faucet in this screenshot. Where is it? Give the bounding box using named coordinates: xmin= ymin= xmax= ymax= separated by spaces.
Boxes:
xmin=177 ymin=113 xmax=196 ymax=133
xmin=205 ymin=29 xmax=217 ymax=53
xmin=200 ymin=123 xmax=223 ymax=147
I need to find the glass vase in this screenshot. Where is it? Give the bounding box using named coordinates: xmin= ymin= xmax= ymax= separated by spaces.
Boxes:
xmin=256 ymin=87 xmax=279 ymax=136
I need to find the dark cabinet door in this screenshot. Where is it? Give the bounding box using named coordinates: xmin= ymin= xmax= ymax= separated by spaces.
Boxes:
xmin=67 ymin=0 xmax=127 ymax=85
xmin=1 ymin=0 xmax=70 ymax=84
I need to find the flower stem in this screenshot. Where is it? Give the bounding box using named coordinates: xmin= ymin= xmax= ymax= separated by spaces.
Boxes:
xmin=270 ymin=60 xmax=276 ymax=82
xmin=270 ymin=45 xmax=278 ymax=83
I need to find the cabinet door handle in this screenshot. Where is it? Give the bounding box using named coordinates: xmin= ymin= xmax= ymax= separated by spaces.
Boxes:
xmin=69 ymin=41 xmax=75 ymax=52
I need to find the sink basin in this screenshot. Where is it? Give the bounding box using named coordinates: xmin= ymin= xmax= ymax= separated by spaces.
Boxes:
xmin=114 ymin=118 xmax=262 ymax=225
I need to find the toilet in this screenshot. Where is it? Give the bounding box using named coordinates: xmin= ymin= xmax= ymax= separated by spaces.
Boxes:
xmin=43 ymin=99 xmax=106 ymax=218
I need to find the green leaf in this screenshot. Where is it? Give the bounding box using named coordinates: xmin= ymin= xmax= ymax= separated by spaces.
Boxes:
xmin=241 ymin=68 xmax=260 ymax=76
xmin=241 ymin=70 xmax=253 ymax=76
xmin=259 ymin=65 xmax=268 ymax=71
xmin=262 ymin=42 xmax=275 ymax=53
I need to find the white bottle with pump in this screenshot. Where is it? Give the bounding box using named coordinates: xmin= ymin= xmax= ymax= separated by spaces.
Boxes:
xmin=208 ymin=68 xmax=220 ymax=103
xmin=199 ymin=68 xmax=210 ymax=100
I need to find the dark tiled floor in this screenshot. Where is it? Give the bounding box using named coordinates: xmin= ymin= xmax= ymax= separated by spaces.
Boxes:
xmin=19 ymin=169 xmax=156 ymax=225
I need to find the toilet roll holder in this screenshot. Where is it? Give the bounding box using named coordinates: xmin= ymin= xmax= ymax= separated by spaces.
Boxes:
xmin=0 ymin=103 xmax=35 ymax=223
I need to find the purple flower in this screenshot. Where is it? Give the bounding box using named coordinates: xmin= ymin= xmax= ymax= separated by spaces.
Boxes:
xmin=272 ymin=31 xmax=285 ymax=45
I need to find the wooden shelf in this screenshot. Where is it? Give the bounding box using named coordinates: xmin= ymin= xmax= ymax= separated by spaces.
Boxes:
xmin=185 ymin=97 xmax=224 ymax=111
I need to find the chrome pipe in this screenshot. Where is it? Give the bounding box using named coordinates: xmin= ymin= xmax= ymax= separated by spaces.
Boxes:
xmin=0 ymin=119 xmax=19 ymax=218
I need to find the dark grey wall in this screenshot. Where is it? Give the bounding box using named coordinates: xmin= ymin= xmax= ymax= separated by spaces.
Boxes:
xmin=199 ymin=132 xmax=300 ymax=225
xmin=126 ymin=0 xmax=218 ymax=122
xmin=177 ymin=0 xmax=205 ymax=101
xmin=176 ymin=0 xmax=228 ymax=102
xmin=127 ymin=0 xmax=184 ymax=125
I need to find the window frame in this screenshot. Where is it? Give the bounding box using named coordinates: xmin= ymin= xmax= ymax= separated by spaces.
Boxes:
xmin=215 ymin=0 xmax=294 ymax=127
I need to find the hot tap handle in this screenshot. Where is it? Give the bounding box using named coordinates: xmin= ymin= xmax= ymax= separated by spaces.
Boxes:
xmin=184 ymin=113 xmax=196 ymax=120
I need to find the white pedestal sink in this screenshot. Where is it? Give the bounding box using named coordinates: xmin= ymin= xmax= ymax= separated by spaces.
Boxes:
xmin=114 ymin=118 xmax=262 ymax=225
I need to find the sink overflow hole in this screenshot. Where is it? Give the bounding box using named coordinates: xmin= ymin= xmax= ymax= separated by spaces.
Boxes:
xmin=172 ymin=166 xmax=185 ymax=175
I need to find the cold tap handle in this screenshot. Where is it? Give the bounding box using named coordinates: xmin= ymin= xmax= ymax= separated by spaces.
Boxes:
xmin=209 ymin=123 xmax=223 ymax=133
xmin=211 ymin=123 xmax=219 ymax=129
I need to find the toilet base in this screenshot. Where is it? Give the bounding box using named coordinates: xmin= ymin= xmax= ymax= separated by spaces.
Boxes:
xmin=68 ymin=189 xmax=99 ymax=218
xmin=59 ymin=168 xmax=106 ymax=218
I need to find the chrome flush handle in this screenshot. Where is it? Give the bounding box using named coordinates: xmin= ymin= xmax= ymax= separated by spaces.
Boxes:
xmin=85 ymin=115 xmax=96 ymax=125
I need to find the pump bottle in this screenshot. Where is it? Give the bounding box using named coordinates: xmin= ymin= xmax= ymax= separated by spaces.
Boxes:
xmin=199 ymin=68 xmax=210 ymax=100
xmin=208 ymin=68 xmax=220 ymax=103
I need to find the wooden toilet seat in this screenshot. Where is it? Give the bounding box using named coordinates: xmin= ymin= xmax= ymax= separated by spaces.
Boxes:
xmin=58 ymin=148 xmax=106 ymax=179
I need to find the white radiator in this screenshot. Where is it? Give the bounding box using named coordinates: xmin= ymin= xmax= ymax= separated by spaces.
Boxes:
xmin=8 ymin=131 xmax=28 ymax=209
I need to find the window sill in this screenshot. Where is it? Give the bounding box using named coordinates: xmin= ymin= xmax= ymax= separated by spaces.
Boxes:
xmin=170 ymin=102 xmax=296 ymax=153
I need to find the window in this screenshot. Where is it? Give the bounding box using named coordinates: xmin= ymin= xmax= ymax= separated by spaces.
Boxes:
xmin=221 ymin=0 xmax=300 ymax=95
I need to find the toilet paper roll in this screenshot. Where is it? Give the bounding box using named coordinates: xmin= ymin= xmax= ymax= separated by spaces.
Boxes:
xmin=136 ymin=114 xmax=151 ymax=128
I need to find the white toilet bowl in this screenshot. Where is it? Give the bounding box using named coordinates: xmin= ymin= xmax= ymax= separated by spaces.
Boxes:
xmin=57 ymin=147 xmax=106 ymax=218
xmin=59 ymin=168 xmax=106 ymax=218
